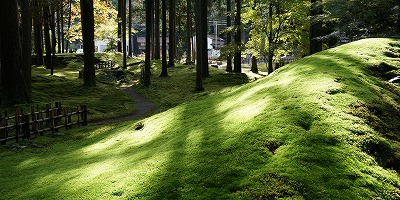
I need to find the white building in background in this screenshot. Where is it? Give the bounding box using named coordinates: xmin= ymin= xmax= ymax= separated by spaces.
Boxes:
xmin=94 ymin=40 xmax=108 ymax=53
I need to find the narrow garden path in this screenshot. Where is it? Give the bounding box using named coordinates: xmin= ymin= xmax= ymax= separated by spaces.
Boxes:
xmin=93 ymin=86 xmax=158 ymax=125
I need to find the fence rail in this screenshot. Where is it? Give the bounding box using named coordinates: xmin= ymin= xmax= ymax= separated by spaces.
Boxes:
xmin=0 ymin=102 xmax=87 ymax=144
xmin=79 ymin=60 xmax=114 ymax=78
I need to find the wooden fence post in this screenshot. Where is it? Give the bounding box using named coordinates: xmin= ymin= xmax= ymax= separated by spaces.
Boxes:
xmin=46 ymin=103 xmax=51 ymax=128
xmin=23 ymin=114 xmax=30 ymax=140
xmin=31 ymin=106 xmax=38 ymax=137
xmin=0 ymin=111 xmax=5 ymax=145
xmin=54 ymin=102 xmax=62 ymax=132
xmin=81 ymin=105 xmax=87 ymax=126
xmin=15 ymin=110 xmax=20 ymax=143
xmin=4 ymin=110 xmax=8 ymax=142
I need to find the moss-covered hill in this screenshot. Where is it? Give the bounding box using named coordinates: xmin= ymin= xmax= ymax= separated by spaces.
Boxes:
xmin=1 ymin=38 xmax=400 ymax=199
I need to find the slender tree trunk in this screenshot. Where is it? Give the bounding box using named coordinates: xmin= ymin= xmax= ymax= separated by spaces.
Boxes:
xmin=186 ymin=0 xmax=193 ymax=65
xmin=160 ymin=0 xmax=168 ymax=77
xmin=118 ymin=0 xmax=122 ymax=52
xmin=0 ymin=0 xmax=29 ymax=105
xmin=195 ymin=0 xmax=206 ymax=91
xmin=43 ymin=5 xmax=53 ymax=73
xmin=151 ymin=0 xmax=155 ymax=59
xmin=144 ymin=0 xmax=153 ymax=86
xmin=233 ymin=0 xmax=241 ymax=73
xmin=57 ymin=4 xmax=61 ymax=54
xmin=122 ymin=0 xmax=127 ymax=68
xmin=310 ymin=0 xmax=322 ymax=54
xmin=154 ymin=0 xmax=160 ymax=59
xmin=61 ymin=3 xmax=64 ymax=53
xmin=66 ymin=0 xmax=72 ymax=52
xmin=251 ymin=55 xmax=258 ymax=73
xmin=51 ymin=6 xmax=57 ymax=56
xmin=20 ymin=0 xmax=33 ymax=102
xmin=168 ymin=0 xmax=175 ymax=67
xmin=128 ymin=0 xmax=132 ymax=57
xmin=226 ymin=0 xmax=232 ymax=72
xmin=267 ymin=3 xmax=273 ymax=74
xmin=200 ymin=0 xmax=209 ymax=77
xmin=33 ymin=0 xmax=44 ymax=65
xmin=80 ymin=0 xmax=96 ymax=86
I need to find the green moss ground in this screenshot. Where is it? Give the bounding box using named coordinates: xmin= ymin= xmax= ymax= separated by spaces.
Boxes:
xmin=1 ymin=38 xmax=400 ymax=199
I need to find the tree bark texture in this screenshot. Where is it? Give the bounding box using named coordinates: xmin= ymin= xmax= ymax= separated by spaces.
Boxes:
xmin=50 ymin=5 xmax=57 ymax=56
xmin=33 ymin=0 xmax=44 ymax=65
xmin=43 ymin=5 xmax=53 ymax=73
xmin=168 ymin=0 xmax=175 ymax=67
xmin=154 ymin=0 xmax=161 ymax=60
xmin=66 ymin=0 xmax=72 ymax=52
xmin=251 ymin=55 xmax=258 ymax=74
xmin=122 ymin=0 xmax=127 ymax=68
xmin=128 ymin=0 xmax=132 ymax=57
xmin=160 ymin=0 xmax=168 ymax=77
xmin=234 ymin=0 xmax=241 ymax=73
xmin=194 ymin=0 xmax=206 ymax=91
xmin=144 ymin=0 xmax=153 ymax=86
xmin=80 ymin=0 xmax=96 ymax=86
xmin=57 ymin=4 xmax=62 ymax=54
xmin=117 ymin=0 xmax=122 ymax=52
xmin=0 ymin=0 xmax=30 ymax=105
xmin=20 ymin=0 xmax=33 ymax=102
xmin=226 ymin=0 xmax=232 ymax=72
xmin=186 ymin=0 xmax=193 ymax=65
xmin=267 ymin=3 xmax=273 ymax=74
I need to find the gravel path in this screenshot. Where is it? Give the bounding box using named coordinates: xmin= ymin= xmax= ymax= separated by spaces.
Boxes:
xmin=93 ymin=86 xmax=158 ymax=125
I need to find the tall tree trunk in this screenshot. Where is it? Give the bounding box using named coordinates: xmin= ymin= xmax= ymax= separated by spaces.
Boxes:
xmin=43 ymin=5 xmax=53 ymax=73
xmin=154 ymin=0 xmax=160 ymax=59
xmin=80 ymin=0 xmax=96 ymax=86
xmin=151 ymin=0 xmax=155 ymax=59
xmin=186 ymin=0 xmax=192 ymax=65
xmin=118 ymin=0 xmax=122 ymax=52
xmin=226 ymin=0 xmax=232 ymax=72
xmin=144 ymin=0 xmax=153 ymax=86
xmin=20 ymin=0 xmax=33 ymax=102
xmin=168 ymin=0 xmax=175 ymax=67
xmin=267 ymin=3 xmax=273 ymax=74
xmin=310 ymin=0 xmax=322 ymax=54
xmin=61 ymin=3 xmax=64 ymax=53
xmin=160 ymin=0 xmax=168 ymax=77
xmin=0 ymin=0 xmax=29 ymax=105
xmin=57 ymin=4 xmax=61 ymax=54
xmin=122 ymin=0 xmax=127 ymax=68
xmin=66 ymin=0 xmax=72 ymax=52
xmin=128 ymin=0 xmax=132 ymax=57
xmin=194 ymin=0 xmax=206 ymax=91
xmin=50 ymin=5 xmax=57 ymax=56
xmin=33 ymin=0 xmax=44 ymax=65
xmin=251 ymin=55 xmax=258 ymax=73
xmin=200 ymin=0 xmax=209 ymax=77
xmin=233 ymin=0 xmax=241 ymax=73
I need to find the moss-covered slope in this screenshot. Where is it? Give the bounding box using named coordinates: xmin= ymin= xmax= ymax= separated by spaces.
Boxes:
xmin=1 ymin=38 xmax=400 ymax=199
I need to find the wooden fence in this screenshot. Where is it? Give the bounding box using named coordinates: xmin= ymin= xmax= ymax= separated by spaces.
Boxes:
xmin=0 ymin=102 xmax=87 ymax=144
xmin=79 ymin=60 xmax=114 ymax=78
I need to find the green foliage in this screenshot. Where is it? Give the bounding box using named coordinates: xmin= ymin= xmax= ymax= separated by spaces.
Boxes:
xmin=242 ymin=0 xmax=310 ymax=59
xmin=325 ymin=0 xmax=400 ymax=39
xmin=66 ymin=0 xmax=118 ymax=43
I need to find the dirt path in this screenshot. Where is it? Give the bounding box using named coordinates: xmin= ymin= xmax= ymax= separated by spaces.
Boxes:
xmin=93 ymin=86 xmax=158 ymax=125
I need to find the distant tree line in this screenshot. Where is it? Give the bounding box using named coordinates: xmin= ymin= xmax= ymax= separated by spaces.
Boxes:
xmin=0 ymin=0 xmax=399 ymax=105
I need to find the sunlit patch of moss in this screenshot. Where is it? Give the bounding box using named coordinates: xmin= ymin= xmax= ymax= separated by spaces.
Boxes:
xmin=1 ymin=38 xmax=400 ymax=199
